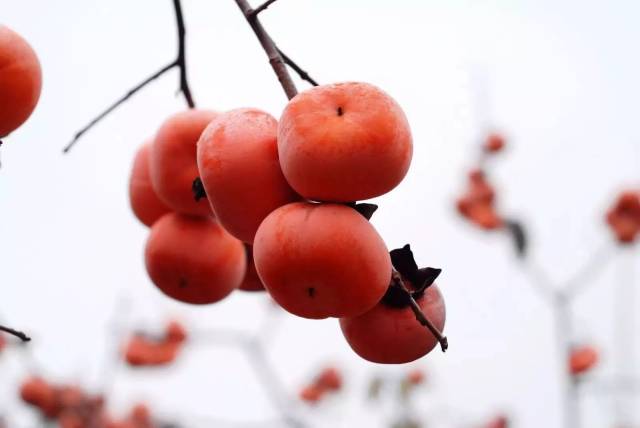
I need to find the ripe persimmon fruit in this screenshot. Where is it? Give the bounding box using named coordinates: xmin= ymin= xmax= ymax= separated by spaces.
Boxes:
xmin=197 ymin=108 xmax=299 ymax=243
xmin=278 ymin=82 xmax=412 ymax=202
xmin=145 ymin=213 xmax=246 ymax=304
xmin=129 ymin=143 xmax=171 ymax=227
xmin=149 ymin=110 xmax=217 ymax=217
xmin=253 ymin=202 xmax=391 ymax=319
xmin=340 ymin=284 xmax=446 ymax=364
xmin=0 ymin=26 xmax=42 ymax=137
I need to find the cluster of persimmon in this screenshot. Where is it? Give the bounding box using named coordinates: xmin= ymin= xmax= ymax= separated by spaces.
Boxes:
xmin=605 ymin=190 xmax=640 ymax=244
xmin=0 ymin=25 xmax=41 ymax=139
xmin=20 ymin=377 xmax=157 ymax=428
xmin=129 ymin=82 xmax=446 ymax=364
xmin=568 ymin=344 xmax=599 ymax=376
xmin=456 ymin=133 xmax=506 ymax=230
xmin=123 ymin=320 xmax=187 ymax=367
xmin=299 ymin=366 xmax=343 ymax=404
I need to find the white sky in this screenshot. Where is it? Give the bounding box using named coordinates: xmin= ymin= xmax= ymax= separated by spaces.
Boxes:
xmin=1 ymin=1 xmax=640 ymax=427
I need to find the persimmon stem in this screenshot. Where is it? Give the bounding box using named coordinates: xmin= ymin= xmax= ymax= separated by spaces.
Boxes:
xmin=63 ymin=0 xmax=195 ymax=154
xmin=0 ymin=324 xmax=31 ymax=342
xmin=392 ymin=271 xmax=448 ymax=352
xmin=234 ymin=0 xmax=298 ymax=100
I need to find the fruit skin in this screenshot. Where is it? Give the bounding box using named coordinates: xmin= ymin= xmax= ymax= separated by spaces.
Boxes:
xmin=239 ymin=245 xmax=265 ymax=292
xmin=197 ymin=108 xmax=299 ymax=243
xmin=145 ymin=212 xmax=246 ymax=304
xmin=0 ymin=26 xmax=42 ymax=137
xmin=569 ymin=345 xmax=599 ymax=375
xmin=150 ymin=110 xmax=217 ymax=216
xmin=278 ymin=82 xmax=412 ymax=202
xmin=340 ymin=284 xmax=446 ymax=364
xmin=254 ymin=202 xmax=391 ymax=319
xmin=129 ymin=143 xmax=171 ymax=227
xmin=606 ymin=191 xmax=640 ymax=244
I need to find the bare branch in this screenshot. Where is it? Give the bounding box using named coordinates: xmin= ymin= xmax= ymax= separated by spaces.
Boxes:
xmin=234 ymin=0 xmax=298 ymax=100
xmin=0 ymin=324 xmax=31 ymax=342
xmin=277 ymin=48 xmax=319 ymax=87
xmin=251 ymin=0 xmax=279 ymax=16
xmin=63 ymin=0 xmax=195 ymax=153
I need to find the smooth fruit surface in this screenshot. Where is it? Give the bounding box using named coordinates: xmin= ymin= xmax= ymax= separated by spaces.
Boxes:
xmin=340 ymin=284 xmax=446 ymax=364
xmin=150 ymin=110 xmax=217 ymax=216
xmin=278 ymin=82 xmax=412 ymax=202
xmin=0 ymin=25 xmax=42 ymax=137
xmin=197 ymin=108 xmax=299 ymax=243
xmin=129 ymin=143 xmax=171 ymax=227
xmin=145 ymin=213 xmax=246 ymax=304
xmin=254 ymin=202 xmax=391 ymax=319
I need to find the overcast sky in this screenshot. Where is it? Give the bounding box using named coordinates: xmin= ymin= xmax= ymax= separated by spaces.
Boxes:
xmin=1 ymin=1 xmax=640 ymax=427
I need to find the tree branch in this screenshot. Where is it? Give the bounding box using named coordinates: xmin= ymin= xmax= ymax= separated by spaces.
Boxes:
xmin=392 ymin=271 xmax=448 ymax=352
xmin=63 ymin=0 xmax=195 ymax=154
xmin=251 ymin=0 xmax=279 ymax=16
xmin=234 ymin=0 xmax=298 ymax=100
xmin=0 ymin=324 xmax=31 ymax=342
xmin=277 ymin=48 xmax=319 ymax=87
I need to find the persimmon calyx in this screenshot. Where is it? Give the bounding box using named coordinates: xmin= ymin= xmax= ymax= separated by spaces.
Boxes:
xmin=192 ymin=176 xmax=207 ymax=201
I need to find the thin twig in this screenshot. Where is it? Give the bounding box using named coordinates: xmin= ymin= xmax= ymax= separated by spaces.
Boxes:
xmin=392 ymin=271 xmax=448 ymax=352
xmin=0 ymin=324 xmax=31 ymax=342
xmin=277 ymin=48 xmax=319 ymax=87
xmin=234 ymin=0 xmax=298 ymax=100
xmin=563 ymin=242 xmax=616 ymax=298
xmin=251 ymin=0 xmax=279 ymax=16
xmin=63 ymin=0 xmax=195 ymax=153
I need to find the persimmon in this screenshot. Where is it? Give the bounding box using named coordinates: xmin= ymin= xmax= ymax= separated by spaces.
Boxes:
xmin=165 ymin=320 xmax=188 ymax=343
xmin=0 ymin=26 xmax=42 ymax=137
xmin=457 ymin=169 xmax=503 ymax=230
xmin=406 ymin=369 xmax=425 ymax=385
xmin=197 ymin=108 xmax=299 ymax=243
xmin=124 ymin=335 xmax=180 ymax=367
xmin=149 ymin=110 xmax=217 ymax=216
xmin=20 ymin=376 xmax=58 ymax=418
xmin=278 ymin=82 xmax=412 ymax=202
xmin=239 ymin=246 xmax=265 ymax=291
xmin=569 ymin=345 xmax=599 ymax=376
xmin=299 ymin=385 xmax=324 ymax=404
xmin=129 ymin=143 xmax=171 ymax=227
xmin=606 ymin=191 xmax=640 ymax=244
xmin=484 ymin=133 xmax=506 ymax=153
xmin=316 ymin=367 xmax=342 ymax=391
xmin=254 ymin=202 xmax=391 ymax=319
xmin=145 ymin=213 xmax=245 ymax=304
xmin=340 ymin=284 xmax=446 ymax=364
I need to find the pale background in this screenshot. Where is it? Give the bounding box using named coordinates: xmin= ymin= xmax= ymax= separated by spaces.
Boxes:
xmin=1 ymin=1 xmax=640 ymax=427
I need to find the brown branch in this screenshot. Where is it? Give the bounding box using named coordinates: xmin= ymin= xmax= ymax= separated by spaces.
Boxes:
xmin=277 ymin=48 xmax=319 ymax=87
xmin=63 ymin=0 xmax=195 ymax=154
xmin=392 ymin=271 xmax=448 ymax=352
xmin=0 ymin=324 xmax=31 ymax=342
xmin=234 ymin=0 xmax=298 ymax=100
xmin=251 ymin=0 xmax=279 ymax=16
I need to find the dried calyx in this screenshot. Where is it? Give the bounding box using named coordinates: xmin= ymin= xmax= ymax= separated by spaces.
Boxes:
xmin=382 ymin=244 xmax=441 ymax=308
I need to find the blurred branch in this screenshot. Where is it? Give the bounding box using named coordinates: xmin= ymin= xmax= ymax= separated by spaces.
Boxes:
xmin=563 ymin=242 xmax=617 ymax=298
xmin=63 ymin=0 xmax=195 ymax=154
xmin=0 ymin=324 xmax=31 ymax=342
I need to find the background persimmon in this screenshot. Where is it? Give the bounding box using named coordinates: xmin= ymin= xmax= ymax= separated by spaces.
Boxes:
xmin=278 ymin=82 xmax=412 ymax=202
xmin=254 ymin=202 xmax=391 ymax=319
xmin=149 ymin=110 xmax=217 ymax=217
xmin=144 ymin=212 xmax=246 ymax=304
xmin=0 ymin=25 xmax=41 ymax=137
xmin=197 ymin=108 xmax=299 ymax=243
xmin=128 ymin=143 xmax=171 ymax=227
